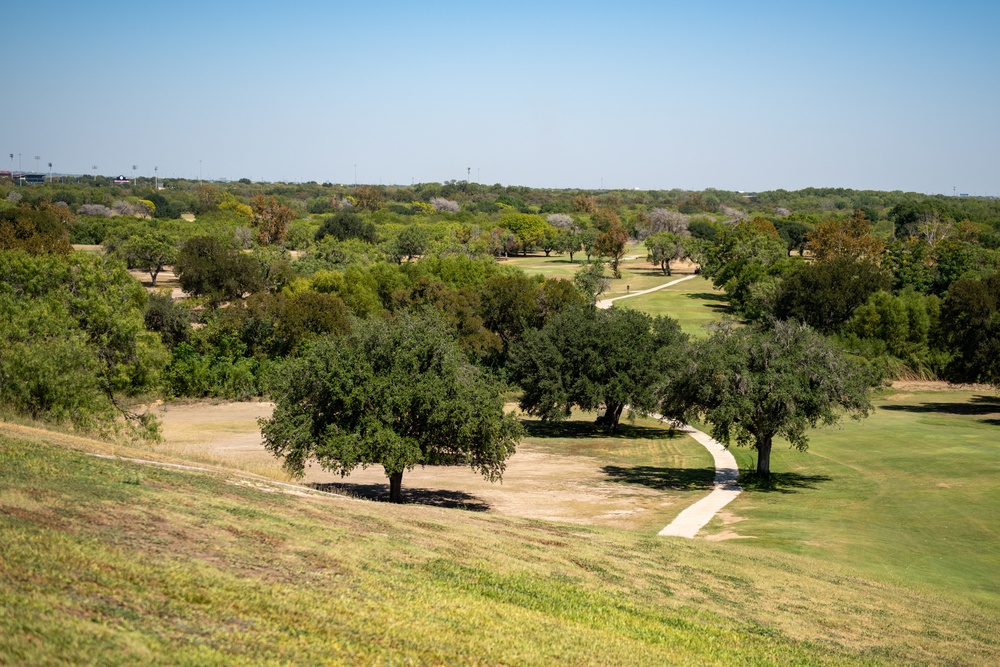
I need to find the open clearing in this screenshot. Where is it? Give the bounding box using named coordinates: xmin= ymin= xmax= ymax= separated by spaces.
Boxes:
xmin=152 ymin=401 xmax=714 ymax=533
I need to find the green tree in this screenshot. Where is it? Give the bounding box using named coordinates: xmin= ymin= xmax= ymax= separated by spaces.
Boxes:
xmin=661 ymin=321 xmax=879 ymax=478
xmin=315 ymin=210 xmax=377 ymax=244
xmin=260 ymin=313 xmax=522 ymax=503
xmin=702 ymin=220 xmax=788 ymax=317
xmin=0 ymin=250 xmax=165 ymax=433
xmin=117 ymin=230 xmax=176 ymax=285
xmin=773 ymin=257 xmax=891 ymax=334
xmin=508 ymin=306 xmax=688 ymax=431
xmin=644 ymin=232 xmax=688 ymax=276
xmin=580 ymin=227 xmax=600 ymax=262
xmin=557 ymin=229 xmax=582 ymax=262
xmin=939 ymin=272 xmax=1000 ymax=386
xmin=175 ymin=236 xmax=263 ymax=304
xmin=573 ymin=261 xmax=610 ymax=305
xmin=499 ymin=213 xmax=548 ymax=255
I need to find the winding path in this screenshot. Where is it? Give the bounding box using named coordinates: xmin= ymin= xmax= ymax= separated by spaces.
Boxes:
xmin=592 ymin=267 xmax=740 ymax=537
xmin=654 ymin=419 xmax=741 ymax=538
xmin=596 ymin=274 xmax=697 ymax=310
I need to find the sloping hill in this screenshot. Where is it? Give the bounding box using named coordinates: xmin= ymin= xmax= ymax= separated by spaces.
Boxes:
xmin=2 ymin=418 xmax=998 ymax=665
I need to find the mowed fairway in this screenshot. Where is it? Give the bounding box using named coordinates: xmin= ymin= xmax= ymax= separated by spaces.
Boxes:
xmin=614 ymin=275 xmax=731 ymax=337
xmin=704 ymin=386 xmax=1000 ymax=609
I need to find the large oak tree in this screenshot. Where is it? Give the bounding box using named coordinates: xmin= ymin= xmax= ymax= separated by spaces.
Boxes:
xmin=508 ymin=306 xmax=688 ymax=431
xmin=660 ymin=320 xmax=880 ymax=478
xmin=260 ymin=312 xmax=522 ymax=502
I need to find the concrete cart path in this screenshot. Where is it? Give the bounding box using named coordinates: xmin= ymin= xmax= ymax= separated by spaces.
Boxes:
xmin=655 ymin=419 xmax=742 ymax=538
xmin=596 ymin=274 xmax=698 ymax=309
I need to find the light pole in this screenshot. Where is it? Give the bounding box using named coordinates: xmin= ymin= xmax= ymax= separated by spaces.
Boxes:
xmin=34 ymin=156 xmax=40 ymax=172
xmin=199 ymin=160 xmax=202 ymax=182
xmin=92 ymin=165 xmax=97 ymax=181
xmin=154 ymin=166 xmax=158 ymax=190
xmin=48 ymin=162 xmax=52 ymax=182
xmin=132 ymin=164 xmax=137 ymax=186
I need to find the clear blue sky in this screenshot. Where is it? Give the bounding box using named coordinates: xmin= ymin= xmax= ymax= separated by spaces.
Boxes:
xmin=5 ymin=1 xmax=998 ymax=194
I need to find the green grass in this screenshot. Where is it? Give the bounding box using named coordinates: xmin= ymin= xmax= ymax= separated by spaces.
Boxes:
xmin=615 ymin=275 xmax=731 ymax=337
xmin=2 ymin=389 xmax=1000 ymax=664
xmin=705 ymin=389 xmax=1000 ymax=612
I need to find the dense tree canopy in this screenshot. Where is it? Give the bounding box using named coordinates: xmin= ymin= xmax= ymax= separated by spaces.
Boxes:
xmin=773 ymin=257 xmax=891 ymax=334
xmin=508 ymin=306 xmax=688 ymax=431
xmin=261 ymin=313 xmax=522 ymax=502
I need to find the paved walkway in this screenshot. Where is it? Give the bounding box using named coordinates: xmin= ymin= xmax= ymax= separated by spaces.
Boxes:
xmin=596 ymin=274 xmax=698 ymax=309
xmin=654 ymin=418 xmax=741 ymax=538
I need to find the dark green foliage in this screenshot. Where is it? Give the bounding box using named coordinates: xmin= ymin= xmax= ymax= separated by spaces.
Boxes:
xmin=0 ymin=204 xmax=72 ymax=255
xmin=701 ymin=221 xmax=790 ymax=319
xmin=508 ymin=306 xmax=689 ymax=431
xmin=315 ymin=210 xmax=377 ymax=244
xmin=144 ymin=292 xmax=191 ymax=348
xmin=661 ymin=321 xmax=879 ymax=477
xmin=479 ymin=273 xmax=542 ymax=350
xmin=939 ymin=272 xmax=1000 ymax=386
xmin=261 ymin=312 xmax=522 ymax=502
xmin=175 ymin=236 xmax=264 ymax=303
xmin=688 ymin=219 xmax=719 ymax=242
xmin=773 ymin=258 xmax=891 ymax=334
xmin=773 ymin=219 xmax=810 ymax=255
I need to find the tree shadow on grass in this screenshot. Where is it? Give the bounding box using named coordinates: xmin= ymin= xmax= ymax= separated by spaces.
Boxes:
xmin=521 ymin=419 xmax=679 ymax=441
xmin=602 ymin=465 xmax=715 ymax=491
xmin=308 ymin=482 xmax=490 ymax=511
xmin=881 ymin=395 xmax=1000 ymax=425
xmin=737 ymin=471 xmax=833 ymax=494
xmin=685 ymin=292 xmax=731 ymax=313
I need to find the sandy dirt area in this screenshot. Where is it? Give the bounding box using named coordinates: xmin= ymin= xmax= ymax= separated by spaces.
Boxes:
xmin=152 ymin=400 xmax=685 ymax=530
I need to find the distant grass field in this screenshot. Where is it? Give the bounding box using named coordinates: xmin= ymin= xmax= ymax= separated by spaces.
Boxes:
xmin=2 ymin=386 xmax=999 ymax=665
xmin=615 ymin=275 xmax=731 ymax=337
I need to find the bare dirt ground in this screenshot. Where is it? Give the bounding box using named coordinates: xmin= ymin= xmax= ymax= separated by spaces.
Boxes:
xmin=152 ymin=400 xmax=688 ymax=530
xmin=890 ymin=380 xmax=996 ymax=392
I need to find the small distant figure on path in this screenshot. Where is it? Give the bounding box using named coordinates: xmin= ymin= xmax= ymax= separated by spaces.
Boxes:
xmin=626 ymin=285 xmax=630 ymax=293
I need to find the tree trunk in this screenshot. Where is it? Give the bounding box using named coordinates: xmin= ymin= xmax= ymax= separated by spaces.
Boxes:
xmin=755 ymin=436 xmax=772 ymax=478
xmin=389 ymin=471 xmax=404 ymax=503
xmin=605 ymin=403 xmax=625 ymax=432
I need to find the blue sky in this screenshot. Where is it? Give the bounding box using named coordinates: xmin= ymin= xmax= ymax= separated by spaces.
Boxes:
xmin=5 ymin=1 xmax=999 ymax=193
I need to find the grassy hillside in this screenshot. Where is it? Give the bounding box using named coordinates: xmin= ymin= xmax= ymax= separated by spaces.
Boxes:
xmin=2 ymin=397 xmax=998 ymax=665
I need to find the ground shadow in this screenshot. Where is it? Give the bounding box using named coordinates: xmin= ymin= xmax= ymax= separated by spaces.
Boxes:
xmin=685 ymin=292 xmax=731 ymax=312
xmin=737 ymin=472 xmax=833 ymax=494
xmin=522 ymin=419 xmax=678 ymax=441
xmin=881 ymin=395 xmax=1000 ymax=424
xmin=308 ymin=482 xmax=490 ymax=511
xmin=602 ymin=465 xmax=715 ymax=491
